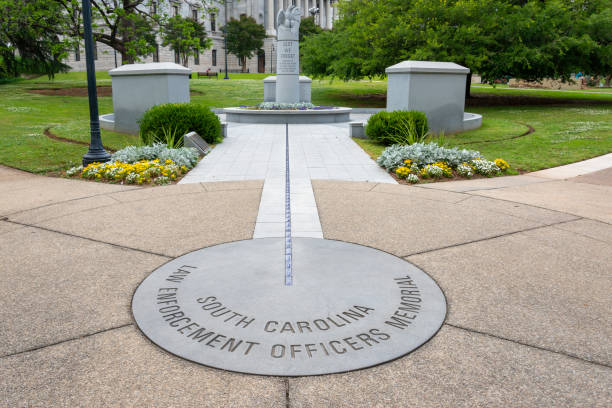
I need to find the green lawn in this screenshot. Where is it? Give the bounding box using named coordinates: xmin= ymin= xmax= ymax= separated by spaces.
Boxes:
xmin=356 ymin=105 xmax=612 ymax=172
xmin=0 ymin=78 xmax=137 ymax=173
xmin=0 ymin=72 xmax=610 ymax=174
xmin=470 ymin=84 xmax=612 ymax=102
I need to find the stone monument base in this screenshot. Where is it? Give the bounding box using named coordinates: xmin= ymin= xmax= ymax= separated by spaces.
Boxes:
xmin=264 ymin=76 xmax=312 ymax=103
xmin=223 ymin=107 xmax=352 ymax=124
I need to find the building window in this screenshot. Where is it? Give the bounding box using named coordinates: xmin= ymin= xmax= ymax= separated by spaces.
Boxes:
xmin=212 ymin=50 xmax=217 ymax=66
xmin=238 ymin=56 xmax=242 ymax=66
xmin=153 ymin=44 xmax=159 ymax=62
xmin=210 ymin=14 xmax=216 ymax=31
xmin=75 ymin=44 xmax=80 ymax=61
xmin=194 ymin=49 xmax=200 ymax=65
xmin=192 ymin=9 xmax=198 ymax=21
xmin=151 ymin=1 xmax=157 ymax=14
xmin=93 ymin=42 xmax=98 ymax=60
xmin=175 ymin=50 xmax=180 ymax=64
xmin=173 ymin=5 xmax=179 ymax=17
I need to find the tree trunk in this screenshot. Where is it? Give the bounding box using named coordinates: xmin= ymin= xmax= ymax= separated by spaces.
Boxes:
xmin=119 ymin=4 xmax=135 ymax=65
xmin=241 ymin=56 xmax=246 ymax=73
xmin=121 ymin=51 xmax=134 ymax=65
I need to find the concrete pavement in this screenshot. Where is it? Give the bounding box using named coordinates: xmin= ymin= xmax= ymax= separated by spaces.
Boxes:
xmin=0 ymin=154 xmax=611 ymax=406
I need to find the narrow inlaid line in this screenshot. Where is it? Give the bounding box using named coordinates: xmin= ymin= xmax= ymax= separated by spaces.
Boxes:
xmin=285 ymin=123 xmax=293 ymax=286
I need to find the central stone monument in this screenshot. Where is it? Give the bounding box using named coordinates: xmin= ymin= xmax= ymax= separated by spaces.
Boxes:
xmin=223 ymin=5 xmax=351 ymax=123
xmin=275 ymin=5 xmax=301 ymax=104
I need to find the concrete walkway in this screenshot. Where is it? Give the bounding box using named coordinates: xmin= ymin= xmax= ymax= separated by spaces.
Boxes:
xmin=1 ymin=144 xmax=611 ymax=406
xmin=181 ymin=122 xmax=394 ymax=238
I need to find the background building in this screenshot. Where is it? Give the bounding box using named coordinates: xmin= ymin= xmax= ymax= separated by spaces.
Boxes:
xmin=67 ymin=0 xmax=337 ymax=73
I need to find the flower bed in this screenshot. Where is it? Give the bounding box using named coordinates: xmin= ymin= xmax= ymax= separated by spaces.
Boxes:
xmin=65 ymin=144 xmax=200 ymax=185
xmin=377 ymin=142 xmax=511 ymax=184
xmin=239 ymin=102 xmax=338 ymax=110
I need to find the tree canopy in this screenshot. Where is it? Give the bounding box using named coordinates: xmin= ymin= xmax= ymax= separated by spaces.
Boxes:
xmin=222 ymin=15 xmax=266 ymax=72
xmin=0 ymin=0 xmax=72 ymax=78
xmin=52 ymin=0 xmax=164 ymax=65
xmin=161 ymin=16 xmax=211 ymax=67
xmin=299 ymin=16 xmax=322 ymax=43
xmin=302 ymin=0 xmax=611 ymax=84
xmin=50 ymin=1 xmax=222 ymax=65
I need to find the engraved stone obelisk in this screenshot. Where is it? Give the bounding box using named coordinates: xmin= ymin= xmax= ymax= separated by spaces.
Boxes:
xmin=276 ymin=5 xmax=301 ymax=104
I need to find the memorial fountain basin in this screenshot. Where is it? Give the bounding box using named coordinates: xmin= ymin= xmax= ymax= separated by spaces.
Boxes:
xmin=223 ymin=107 xmax=353 ymax=124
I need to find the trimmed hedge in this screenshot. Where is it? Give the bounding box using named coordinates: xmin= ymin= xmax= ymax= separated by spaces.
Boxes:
xmin=365 ymin=110 xmax=428 ymax=145
xmin=139 ymin=103 xmax=222 ymax=146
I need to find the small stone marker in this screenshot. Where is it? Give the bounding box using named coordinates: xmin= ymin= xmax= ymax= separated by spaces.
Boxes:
xmin=132 ymin=238 xmax=446 ymax=376
xmin=183 ymin=132 xmax=210 ymax=156
xmin=349 ymin=122 xmax=366 ymax=139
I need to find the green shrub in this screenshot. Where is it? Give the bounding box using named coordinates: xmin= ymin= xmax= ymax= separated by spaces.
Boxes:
xmin=365 ymin=110 xmax=428 ymax=145
xmin=139 ymin=103 xmax=222 ymax=147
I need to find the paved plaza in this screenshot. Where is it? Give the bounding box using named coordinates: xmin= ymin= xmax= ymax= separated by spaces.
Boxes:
xmin=0 ymin=122 xmax=611 ymax=406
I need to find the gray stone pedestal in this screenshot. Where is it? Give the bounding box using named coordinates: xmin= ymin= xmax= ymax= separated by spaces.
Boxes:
xmin=386 ymin=61 xmax=473 ymax=134
xmin=264 ymin=76 xmax=312 ymax=103
xmin=104 ymin=62 xmax=191 ymax=134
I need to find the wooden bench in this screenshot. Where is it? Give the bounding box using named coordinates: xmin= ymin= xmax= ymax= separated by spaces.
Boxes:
xmin=197 ymin=71 xmax=218 ymax=79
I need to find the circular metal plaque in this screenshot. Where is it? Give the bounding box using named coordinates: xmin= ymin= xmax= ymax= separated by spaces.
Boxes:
xmin=132 ymin=238 xmax=446 ymax=376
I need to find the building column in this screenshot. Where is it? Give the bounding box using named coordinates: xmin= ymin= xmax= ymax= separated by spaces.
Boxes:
xmin=319 ymin=0 xmax=326 ymax=29
xmin=326 ymin=0 xmax=332 ymax=28
xmin=266 ymin=0 xmax=275 ymax=34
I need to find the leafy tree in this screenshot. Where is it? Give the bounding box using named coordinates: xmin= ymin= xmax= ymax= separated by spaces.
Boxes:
xmin=54 ymin=1 xmax=220 ymax=65
xmin=299 ymin=16 xmax=322 ymax=43
xmin=0 ymin=0 xmax=72 ymax=78
xmin=222 ymin=15 xmax=266 ymax=72
xmin=575 ymin=0 xmax=612 ymax=86
xmin=161 ymin=16 xmax=211 ymax=66
xmin=52 ymin=0 xmax=164 ymax=64
xmin=303 ymin=0 xmax=608 ymax=87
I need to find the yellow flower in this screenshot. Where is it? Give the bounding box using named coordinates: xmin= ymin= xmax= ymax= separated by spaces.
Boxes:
xmin=395 ymin=166 xmax=411 ymax=179
xmin=494 ymin=158 xmax=510 ymax=171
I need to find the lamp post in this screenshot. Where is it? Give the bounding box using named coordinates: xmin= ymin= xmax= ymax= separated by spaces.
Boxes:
xmin=223 ymin=0 xmax=230 ymax=79
xmin=81 ymin=0 xmax=110 ymax=166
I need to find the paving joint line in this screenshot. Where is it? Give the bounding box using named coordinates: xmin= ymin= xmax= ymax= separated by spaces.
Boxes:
xmin=402 ymin=218 xmax=582 ymax=258
xmin=285 ymin=378 xmax=291 ymax=408
xmin=445 ymin=323 xmax=612 ymax=369
xmin=285 ymin=123 xmax=293 ymax=286
xmin=0 ymin=323 xmax=134 ymax=360
xmin=458 ymin=185 xmax=602 ymax=219
xmin=367 ymin=183 xmax=380 ymax=191
xmin=452 ymin=195 xmax=475 ymax=205
xmin=5 ymin=203 xmax=128 ymax=227
xmin=411 ymin=177 xmax=558 ymax=193
xmin=359 ymin=179 xmax=604 ymax=226
xmin=549 ymin=224 xmax=612 ymax=246
xmin=2 ymin=189 xmax=140 ymax=218
xmin=4 ymin=219 xmax=172 ymax=259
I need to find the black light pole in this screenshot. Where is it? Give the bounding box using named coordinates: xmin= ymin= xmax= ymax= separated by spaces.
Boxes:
xmin=81 ymin=0 xmax=111 ymax=167
xmin=223 ymin=0 xmax=229 ymax=79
